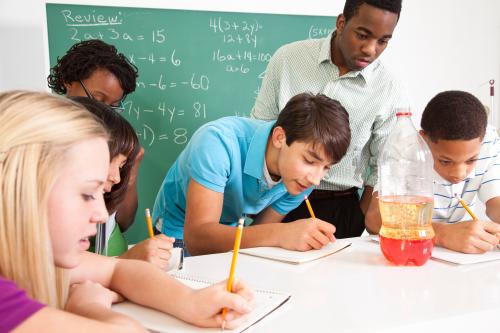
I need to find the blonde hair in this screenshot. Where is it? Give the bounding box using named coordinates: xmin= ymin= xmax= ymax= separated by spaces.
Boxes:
xmin=0 ymin=91 xmax=108 ymax=308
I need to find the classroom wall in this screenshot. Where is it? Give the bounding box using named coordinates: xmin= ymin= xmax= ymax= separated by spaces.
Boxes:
xmin=0 ymin=0 xmax=499 ymax=127
xmin=0 ymin=0 xmax=498 ymax=224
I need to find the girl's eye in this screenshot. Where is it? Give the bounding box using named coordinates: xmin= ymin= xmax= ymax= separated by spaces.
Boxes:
xmin=439 ymin=160 xmax=451 ymax=166
xmin=82 ymin=194 xmax=96 ymax=201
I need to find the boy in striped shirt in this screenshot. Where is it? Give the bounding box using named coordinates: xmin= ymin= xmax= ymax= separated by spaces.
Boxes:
xmin=366 ymin=90 xmax=500 ymax=253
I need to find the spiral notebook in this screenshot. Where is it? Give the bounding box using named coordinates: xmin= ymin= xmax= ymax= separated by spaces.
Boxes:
xmin=239 ymin=240 xmax=352 ymax=264
xmin=112 ymin=272 xmax=291 ymax=333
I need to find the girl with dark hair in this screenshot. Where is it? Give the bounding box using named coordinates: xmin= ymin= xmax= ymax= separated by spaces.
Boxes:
xmin=71 ymin=97 xmax=174 ymax=269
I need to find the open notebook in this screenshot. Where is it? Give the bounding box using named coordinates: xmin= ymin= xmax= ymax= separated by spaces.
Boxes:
xmin=239 ymin=240 xmax=352 ymax=264
xmin=369 ymin=235 xmax=500 ymax=265
xmin=112 ymin=272 xmax=291 ymax=333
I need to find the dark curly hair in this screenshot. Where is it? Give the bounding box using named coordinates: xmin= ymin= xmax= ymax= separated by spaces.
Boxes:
xmin=274 ymin=92 xmax=351 ymax=164
xmin=48 ymin=39 xmax=138 ymax=96
xmin=343 ymin=0 xmax=402 ymax=22
xmin=421 ymin=90 xmax=487 ymax=143
xmin=70 ymin=96 xmax=140 ymax=212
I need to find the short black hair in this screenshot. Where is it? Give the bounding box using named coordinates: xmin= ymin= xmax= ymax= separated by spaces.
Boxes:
xmin=343 ymin=0 xmax=402 ymax=22
xmin=48 ymin=39 xmax=138 ymax=96
xmin=274 ymin=93 xmax=351 ymax=164
xmin=70 ymin=96 xmax=140 ymax=212
xmin=421 ymin=90 xmax=487 ymax=142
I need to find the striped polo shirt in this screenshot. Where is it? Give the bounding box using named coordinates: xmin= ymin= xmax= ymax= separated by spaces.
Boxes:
xmin=433 ymin=126 xmax=500 ymax=223
xmin=251 ymin=32 xmax=409 ymax=191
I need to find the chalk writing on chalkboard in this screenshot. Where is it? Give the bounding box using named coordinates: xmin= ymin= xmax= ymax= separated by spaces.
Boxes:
xmin=46 ymin=3 xmax=335 ymax=242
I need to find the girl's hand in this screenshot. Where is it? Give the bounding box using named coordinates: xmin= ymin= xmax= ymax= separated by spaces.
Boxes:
xmin=183 ymin=279 xmax=255 ymax=329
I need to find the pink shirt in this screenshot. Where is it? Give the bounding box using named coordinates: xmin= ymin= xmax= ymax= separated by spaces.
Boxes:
xmin=0 ymin=276 xmax=45 ymax=332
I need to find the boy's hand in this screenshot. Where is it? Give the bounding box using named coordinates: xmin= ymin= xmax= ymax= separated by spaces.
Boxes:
xmin=119 ymin=234 xmax=175 ymax=270
xmin=279 ymin=218 xmax=336 ymax=251
xmin=434 ymin=220 xmax=500 ymax=253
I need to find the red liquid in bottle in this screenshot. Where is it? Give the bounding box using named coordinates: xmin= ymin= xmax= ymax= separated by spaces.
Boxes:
xmin=380 ymin=235 xmax=434 ymax=266
xmin=379 ymin=196 xmax=435 ymax=266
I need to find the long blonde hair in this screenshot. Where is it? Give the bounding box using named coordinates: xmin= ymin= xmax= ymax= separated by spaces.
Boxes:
xmin=0 ymin=91 xmax=108 ymax=308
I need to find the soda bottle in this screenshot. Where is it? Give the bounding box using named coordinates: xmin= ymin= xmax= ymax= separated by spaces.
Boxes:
xmin=378 ymin=110 xmax=435 ymax=266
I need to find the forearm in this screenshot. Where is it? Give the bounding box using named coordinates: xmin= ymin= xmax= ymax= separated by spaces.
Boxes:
xmin=18 ymin=307 xmax=146 ymax=333
xmin=185 ymin=222 xmax=281 ymax=255
xmin=110 ymin=259 xmax=195 ymax=322
xmin=486 ymin=197 xmax=500 ymax=223
xmin=115 ymin=185 xmax=138 ymax=231
xmin=364 ymin=191 xmax=381 ymax=234
xmin=364 ymin=212 xmax=381 ymax=234
xmin=359 ymin=186 xmax=373 ymax=216
xmin=67 ymin=303 xmax=142 ymax=329
xmin=431 ymin=222 xmax=447 ymax=247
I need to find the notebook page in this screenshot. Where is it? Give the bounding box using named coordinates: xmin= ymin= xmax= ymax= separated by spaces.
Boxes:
xmin=239 ymin=239 xmax=352 ymax=264
xmin=112 ymin=273 xmax=291 ymax=333
xmin=430 ymin=245 xmax=500 ymax=265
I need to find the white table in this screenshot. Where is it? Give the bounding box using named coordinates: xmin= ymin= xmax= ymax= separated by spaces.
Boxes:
xmin=179 ymin=237 xmax=500 ymax=333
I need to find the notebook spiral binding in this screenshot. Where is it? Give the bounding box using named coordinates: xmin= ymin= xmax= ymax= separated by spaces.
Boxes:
xmin=170 ymin=272 xmax=286 ymax=296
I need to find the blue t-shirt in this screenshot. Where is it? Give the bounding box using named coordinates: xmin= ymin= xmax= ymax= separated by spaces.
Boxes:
xmin=153 ymin=116 xmax=312 ymax=239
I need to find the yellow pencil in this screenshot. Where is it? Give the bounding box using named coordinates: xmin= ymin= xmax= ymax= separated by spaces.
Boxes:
xmin=145 ymin=208 xmax=155 ymax=238
xmin=304 ymin=195 xmax=316 ymax=219
xmin=221 ymin=217 xmax=244 ymax=331
xmin=454 ymin=194 xmax=478 ymax=220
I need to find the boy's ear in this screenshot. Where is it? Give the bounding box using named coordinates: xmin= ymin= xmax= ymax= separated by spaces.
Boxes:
xmin=336 ymin=14 xmax=346 ymax=34
xmin=419 ymin=130 xmax=429 ymax=143
xmin=271 ymin=126 xmax=287 ymax=149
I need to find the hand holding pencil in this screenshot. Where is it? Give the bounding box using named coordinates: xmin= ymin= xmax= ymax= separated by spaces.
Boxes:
xmin=118 ymin=208 xmax=175 ymax=270
xmin=277 ymin=197 xmax=335 ymax=251
xmin=446 ymin=194 xmax=500 ymax=252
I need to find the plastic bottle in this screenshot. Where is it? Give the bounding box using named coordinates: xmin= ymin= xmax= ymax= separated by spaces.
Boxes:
xmin=378 ymin=110 xmax=435 ymax=266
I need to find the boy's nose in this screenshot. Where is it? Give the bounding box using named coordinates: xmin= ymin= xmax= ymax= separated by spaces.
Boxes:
xmin=307 ymin=169 xmax=323 ymax=186
xmin=450 ymin=165 xmax=468 ymax=182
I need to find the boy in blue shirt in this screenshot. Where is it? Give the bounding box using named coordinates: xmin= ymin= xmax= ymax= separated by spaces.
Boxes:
xmin=366 ymin=90 xmax=500 ymax=253
xmin=153 ymin=93 xmax=351 ymax=255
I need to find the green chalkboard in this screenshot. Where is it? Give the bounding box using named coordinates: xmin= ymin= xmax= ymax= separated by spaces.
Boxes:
xmin=46 ymin=3 xmax=336 ymax=243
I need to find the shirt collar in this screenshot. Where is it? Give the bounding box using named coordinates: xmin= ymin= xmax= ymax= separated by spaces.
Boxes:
xmin=319 ymin=31 xmax=378 ymax=84
xmin=244 ymin=121 xmax=276 ymax=180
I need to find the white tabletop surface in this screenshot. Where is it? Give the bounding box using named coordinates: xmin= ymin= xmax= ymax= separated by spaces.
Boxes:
xmin=178 ymin=237 xmax=500 ymax=333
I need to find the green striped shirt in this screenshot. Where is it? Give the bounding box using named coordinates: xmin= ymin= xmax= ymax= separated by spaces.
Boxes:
xmin=251 ymin=33 xmax=409 ymax=191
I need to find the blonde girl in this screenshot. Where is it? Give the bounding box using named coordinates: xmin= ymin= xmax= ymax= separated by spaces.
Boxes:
xmin=0 ymin=91 xmax=253 ymax=333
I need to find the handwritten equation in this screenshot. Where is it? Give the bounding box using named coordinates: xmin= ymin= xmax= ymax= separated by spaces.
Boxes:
xmin=137 ymin=125 xmax=189 ymax=147
xmin=125 ymin=100 xmax=207 ymax=122
xmin=52 ymin=6 xmax=333 ymax=149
